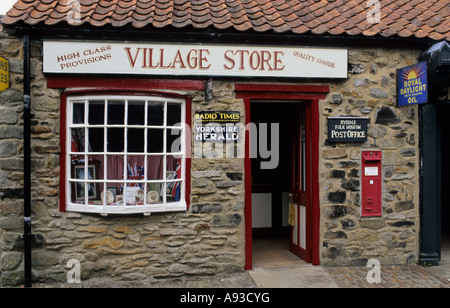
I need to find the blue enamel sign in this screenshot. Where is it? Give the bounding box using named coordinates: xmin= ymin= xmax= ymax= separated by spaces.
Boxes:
xmin=397 ymin=62 xmax=428 ymax=106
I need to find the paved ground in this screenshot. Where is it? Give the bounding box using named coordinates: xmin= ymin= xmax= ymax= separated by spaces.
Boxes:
xmin=18 ymin=263 xmax=449 ymax=288
xmin=327 ymin=265 xmax=450 ymax=288
xmin=248 ymin=249 xmax=450 ymax=289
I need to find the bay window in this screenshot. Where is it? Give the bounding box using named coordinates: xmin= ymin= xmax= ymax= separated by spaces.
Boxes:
xmin=65 ymin=95 xmax=187 ymax=215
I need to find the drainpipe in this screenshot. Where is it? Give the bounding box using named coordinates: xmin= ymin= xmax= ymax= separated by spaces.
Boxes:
xmin=23 ymin=34 xmax=32 ymax=288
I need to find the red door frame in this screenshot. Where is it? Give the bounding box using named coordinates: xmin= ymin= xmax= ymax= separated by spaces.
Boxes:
xmin=49 ymin=77 xmax=204 ymax=212
xmin=235 ymin=84 xmax=329 ymax=269
xmin=290 ymin=102 xmax=311 ymax=263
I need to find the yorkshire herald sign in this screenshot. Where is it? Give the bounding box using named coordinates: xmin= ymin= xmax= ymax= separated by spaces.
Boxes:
xmin=43 ymin=41 xmax=348 ymax=78
xmin=397 ymin=62 xmax=428 ymax=106
xmin=194 ymin=111 xmax=241 ymax=142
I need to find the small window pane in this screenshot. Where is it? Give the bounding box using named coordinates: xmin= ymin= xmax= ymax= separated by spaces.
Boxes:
xmin=86 ymin=182 xmax=99 ymax=201
xmin=94 ymin=183 xmax=105 ymax=205
xmin=71 ymin=162 xmax=85 ymax=180
xmin=107 ymin=155 xmax=124 ymax=180
xmin=89 ymin=101 xmax=105 ymax=125
xmin=125 ymin=184 xmax=145 ymax=205
xmin=167 ymin=128 xmax=182 ymax=153
xmin=128 ymin=101 xmax=145 ymax=125
xmin=73 ymin=182 xmax=86 ymax=202
xmin=102 ymin=184 xmax=122 ymax=206
xmin=108 ymin=101 xmax=125 ymax=125
xmin=127 ymin=128 xmax=145 ymax=153
xmin=88 ymin=156 xmax=104 ymax=180
xmin=70 ymin=129 xmax=84 ymax=153
xmin=73 ymin=102 xmax=85 ymax=124
xmin=70 ymin=155 xmax=84 ymax=171
xmin=166 ymin=181 xmax=182 ymax=203
xmin=88 ymin=128 xmax=104 ymax=152
xmin=147 ymin=183 xmax=163 ymax=204
xmin=127 ymin=156 xmax=145 ymax=181
xmin=148 ymin=102 xmax=164 ymax=126
xmin=147 ymin=129 xmax=164 ymax=153
xmin=167 ymin=103 xmax=182 ymax=126
xmin=166 ymin=156 xmax=182 ymax=202
xmin=147 ymin=155 xmax=164 ymax=180
xmin=107 ymin=128 xmax=124 ymax=152
xmin=166 ymin=156 xmax=181 ymax=176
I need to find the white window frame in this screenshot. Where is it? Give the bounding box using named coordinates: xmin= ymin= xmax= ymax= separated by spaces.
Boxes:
xmin=65 ymin=95 xmax=187 ymax=215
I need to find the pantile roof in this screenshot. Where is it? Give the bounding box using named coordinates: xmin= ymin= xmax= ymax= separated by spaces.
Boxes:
xmin=2 ymin=0 xmax=450 ymax=41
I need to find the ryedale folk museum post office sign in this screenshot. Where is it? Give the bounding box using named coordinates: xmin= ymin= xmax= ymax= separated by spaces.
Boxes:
xmin=43 ymin=41 xmax=348 ymax=79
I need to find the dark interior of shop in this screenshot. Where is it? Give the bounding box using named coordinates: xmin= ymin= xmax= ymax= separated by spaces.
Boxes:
xmin=250 ymin=102 xmax=305 ymax=267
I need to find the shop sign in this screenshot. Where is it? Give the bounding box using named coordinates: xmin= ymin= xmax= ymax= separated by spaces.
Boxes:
xmin=328 ymin=117 xmax=369 ymax=143
xmin=288 ymin=203 xmax=296 ymax=227
xmin=397 ymin=62 xmax=428 ymax=106
xmin=194 ymin=111 xmax=240 ymax=142
xmin=195 ymin=111 xmax=240 ymax=123
xmin=0 ymin=56 xmax=9 ymax=93
xmin=43 ymin=41 xmax=348 ymax=79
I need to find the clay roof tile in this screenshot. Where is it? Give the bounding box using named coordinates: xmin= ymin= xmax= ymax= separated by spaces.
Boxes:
xmin=2 ymin=0 xmax=449 ymax=41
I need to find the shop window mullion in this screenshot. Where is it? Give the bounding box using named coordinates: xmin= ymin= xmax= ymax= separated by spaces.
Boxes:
xmin=103 ymin=98 xmax=108 ymax=210
xmin=84 ymin=100 xmax=89 ymax=206
xmin=123 ymin=98 xmax=129 ymax=206
xmin=163 ymin=101 xmax=168 ymax=206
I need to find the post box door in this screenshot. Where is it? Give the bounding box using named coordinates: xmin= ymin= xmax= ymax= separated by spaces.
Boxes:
xmin=361 ymin=151 xmax=382 ymax=217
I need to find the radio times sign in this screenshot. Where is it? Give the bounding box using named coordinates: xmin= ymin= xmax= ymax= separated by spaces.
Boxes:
xmin=397 ymin=62 xmax=428 ymax=106
xmin=194 ymin=111 xmax=241 ymax=142
xmin=0 ymin=56 xmax=9 ymax=93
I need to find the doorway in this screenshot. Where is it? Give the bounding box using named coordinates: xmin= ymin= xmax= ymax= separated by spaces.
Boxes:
xmin=420 ymin=103 xmax=450 ymax=265
xmin=250 ymin=101 xmax=310 ymax=268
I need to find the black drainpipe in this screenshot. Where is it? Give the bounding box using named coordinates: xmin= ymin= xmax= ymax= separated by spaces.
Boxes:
xmin=23 ymin=34 xmax=32 ymax=288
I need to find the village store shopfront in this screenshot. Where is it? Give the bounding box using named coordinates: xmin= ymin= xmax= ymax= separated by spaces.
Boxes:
xmin=0 ymin=0 xmax=449 ymax=286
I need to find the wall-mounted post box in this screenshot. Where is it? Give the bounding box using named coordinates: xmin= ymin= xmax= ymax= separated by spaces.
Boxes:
xmin=361 ymin=151 xmax=382 ymax=217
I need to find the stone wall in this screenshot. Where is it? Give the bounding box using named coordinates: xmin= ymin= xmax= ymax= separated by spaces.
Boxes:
xmin=319 ymin=48 xmax=421 ymax=266
xmin=0 ymin=27 xmax=422 ymax=286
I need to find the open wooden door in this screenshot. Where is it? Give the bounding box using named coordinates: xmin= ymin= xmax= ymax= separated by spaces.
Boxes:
xmin=289 ymin=104 xmax=312 ymax=263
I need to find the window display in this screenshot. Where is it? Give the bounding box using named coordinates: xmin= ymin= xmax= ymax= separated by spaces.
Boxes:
xmin=66 ymin=96 xmax=186 ymax=214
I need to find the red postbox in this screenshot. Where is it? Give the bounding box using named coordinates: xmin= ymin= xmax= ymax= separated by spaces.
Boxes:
xmin=361 ymin=151 xmax=382 ymax=217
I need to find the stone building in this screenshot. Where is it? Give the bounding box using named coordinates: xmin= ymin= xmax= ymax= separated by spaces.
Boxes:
xmin=0 ymin=0 xmax=449 ymax=286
